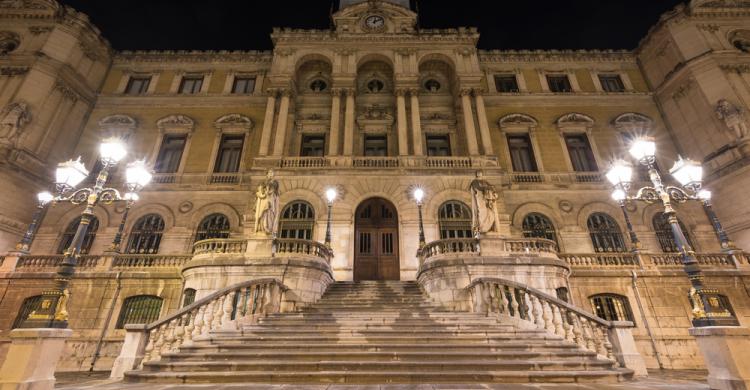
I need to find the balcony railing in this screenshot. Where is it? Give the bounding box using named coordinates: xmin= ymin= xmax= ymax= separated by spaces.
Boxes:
xmin=112 ymin=254 xmax=192 ymax=269
xmin=559 ymin=253 xmax=640 ymax=268
xmin=193 ymin=239 xmax=247 ymax=255
xmin=561 ymin=252 xmax=745 ymax=269
xmin=418 ymin=238 xmax=480 ymax=264
xmin=275 ymin=238 xmax=333 ymax=263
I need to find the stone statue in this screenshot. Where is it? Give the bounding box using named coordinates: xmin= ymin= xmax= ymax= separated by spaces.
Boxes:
xmin=0 ymin=101 xmax=30 ymax=149
xmin=470 ymin=171 xmax=500 ymax=235
xmin=715 ymin=99 xmax=749 ymax=141
xmin=254 ymin=170 xmax=280 ymax=236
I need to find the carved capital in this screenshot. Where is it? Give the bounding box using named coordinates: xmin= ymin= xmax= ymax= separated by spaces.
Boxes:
xmin=280 ymin=89 xmax=295 ymax=98
xmin=265 ymin=88 xmax=279 ymax=98
xmin=54 ymin=81 xmax=79 ymax=102
xmin=330 ymin=88 xmax=343 ymax=97
xmin=394 ymin=88 xmax=408 ymax=97
xmin=407 ymin=88 xmax=419 ymax=97
xmin=459 ymin=88 xmax=473 ymax=97
xmin=342 ymin=88 xmax=356 ymax=98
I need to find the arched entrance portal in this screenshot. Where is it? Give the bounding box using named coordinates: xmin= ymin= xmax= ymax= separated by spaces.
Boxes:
xmin=354 ymin=198 xmax=400 ymax=281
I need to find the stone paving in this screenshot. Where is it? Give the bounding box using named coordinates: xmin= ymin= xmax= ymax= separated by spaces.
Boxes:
xmin=55 ymin=370 xmax=709 ymax=390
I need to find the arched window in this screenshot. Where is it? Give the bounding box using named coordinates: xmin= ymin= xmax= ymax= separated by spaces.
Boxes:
xmin=12 ymin=295 xmax=43 ymax=329
xmin=438 ymin=201 xmax=473 ymax=239
xmin=116 ymin=295 xmax=163 ymax=328
xmin=194 ymin=213 xmax=230 ymax=242
xmin=182 ymin=288 xmax=197 ymax=307
xmin=587 ymin=213 xmax=626 ymax=253
xmin=522 ymin=213 xmax=558 ymax=246
xmin=589 ymin=294 xmax=634 ymax=322
xmin=126 ymin=214 xmax=165 ymax=254
xmin=279 ymin=202 xmax=315 ymax=240
xmin=57 ymin=216 xmax=99 ymax=255
xmin=652 ymin=212 xmax=694 ymax=253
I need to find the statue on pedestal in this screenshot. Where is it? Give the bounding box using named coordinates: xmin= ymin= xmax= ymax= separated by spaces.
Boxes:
xmin=715 ymin=99 xmax=749 ymax=141
xmin=254 ymin=170 xmax=280 ymax=236
xmin=470 ymin=171 xmax=500 ymax=236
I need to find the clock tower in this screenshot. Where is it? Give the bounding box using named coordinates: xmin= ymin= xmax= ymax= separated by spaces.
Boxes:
xmin=339 ymin=0 xmax=412 ymax=10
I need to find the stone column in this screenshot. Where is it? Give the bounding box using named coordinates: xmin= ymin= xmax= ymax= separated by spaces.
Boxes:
xmin=272 ymin=89 xmax=293 ymax=157
xmin=460 ymin=89 xmax=480 ymax=156
xmin=328 ymin=89 xmax=342 ymax=156
xmin=410 ymin=89 xmax=424 ymax=156
xmin=343 ymin=88 xmax=356 ymax=156
xmin=474 ymin=91 xmax=494 ymax=155
xmin=396 ymin=89 xmax=409 ymax=156
xmin=690 ymin=326 xmax=750 ymax=390
xmin=258 ymin=89 xmax=277 ymax=157
xmin=0 ymin=328 xmax=72 ymax=390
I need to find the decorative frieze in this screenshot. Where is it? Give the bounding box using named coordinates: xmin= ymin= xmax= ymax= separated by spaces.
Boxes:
xmin=0 ymin=66 xmax=28 ymax=76
xmin=114 ymin=50 xmax=273 ymax=64
xmin=479 ymin=49 xmax=635 ymax=64
xmin=54 ymin=80 xmax=80 ymax=102
xmin=27 ymin=25 xmax=52 ymax=35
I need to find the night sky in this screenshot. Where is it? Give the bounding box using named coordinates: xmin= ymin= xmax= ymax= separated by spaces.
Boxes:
xmin=57 ymin=0 xmax=685 ymax=51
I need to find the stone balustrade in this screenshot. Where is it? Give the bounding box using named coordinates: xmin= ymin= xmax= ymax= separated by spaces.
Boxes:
xmin=110 ymin=278 xmax=288 ymax=378
xmin=507 ymin=172 xmax=604 ymax=184
xmin=559 ymin=253 xmax=640 ymax=268
xmin=418 ymin=237 xmax=559 ymax=265
xmin=279 ymin=157 xmax=331 ymax=168
xmin=503 ymin=238 xmax=558 ymax=254
xmin=561 ymin=252 xmax=745 ymax=269
xmin=112 ymin=254 xmax=192 ymax=269
xmin=193 ymin=239 xmax=248 ymax=255
xmin=15 ymin=255 xmax=100 ymax=270
xmin=417 ymin=238 xmax=480 ymax=265
xmin=275 ymin=238 xmax=333 ymax=263
xmin=466 ymin=277 xmax=645 ymax=375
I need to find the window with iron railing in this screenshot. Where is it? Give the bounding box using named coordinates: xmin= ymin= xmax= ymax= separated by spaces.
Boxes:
xmin=587 ymin=213 xmax=626 ymax=253
xmin=590 ymin=294 xmax=634 ymax=322
xmin=12 ymin=295 xmax=43 ymax=329
xmin=438 ymin=201 xmax=473 ymax=239
xmin=126 ymin=214 xmax=165 ymax=254
xmin=116 ymin=295 xmax=163 ymax=328
xmin=522 ymin=213 xmax=558 ymax=246
xmin=194 ymin=213 xmax=230 ymax=243
xmin=279 ymin=201 xmax=315 ymax=240
xmin=426 ymin=135 xmax=451 ymax=157
xmin=57 ymin=216 xmax=99 ymax=255
xmin=652 ymin=212 xmax=694 ymax=253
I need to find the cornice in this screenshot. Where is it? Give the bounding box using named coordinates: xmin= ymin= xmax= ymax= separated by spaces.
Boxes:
xmin=94 ymin=94 xmax=269 ymax=108
xmin=271 ymin=27 xmax=479 ymax=45
xmin=114 ymin=50 xmax=274 ymax=64
xmin=478 ymin=50 xmax=636 ymax=64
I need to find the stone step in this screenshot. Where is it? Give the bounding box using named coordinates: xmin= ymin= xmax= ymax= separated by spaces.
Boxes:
xmin=141 ymin=359 xmax=617 ymax=373
xmin=248 ymin=323 xmax=518 ymax=330
xmin=256 ymin=318 xmax=506 ymax=326
xmin=264 ymin=312 xmax=483 ymax=319
xmin=236 ymin=329 xmax=553 ymax=337
xmin=189 ymin=336 xmax=568 ymax=346
xmin=160 ymin=350 xmax=602 ymax=363
xmin=179 ymin=342 xmax=583 ymax=354
xmin=124 ymin=369 xmax=631 ymax=384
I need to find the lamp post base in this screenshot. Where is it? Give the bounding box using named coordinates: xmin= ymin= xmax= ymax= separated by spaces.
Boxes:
xmin=17 ymin=290 xmax=70 ymax=329
xmin=689 ymin=288 xmax=740 ymax=327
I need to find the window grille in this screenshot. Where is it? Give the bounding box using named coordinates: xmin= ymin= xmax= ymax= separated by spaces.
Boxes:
xmin=116 ymin=295 xmax=163 ymax=328
xmin=590 ymin=294 xmax=634 ymax=322
xmin=126 ymin=214 xmax=165 ymax=254
xmin=522 ymin=213 xmax=558 ymax=246
xmin=279 ymin=202 xmax=315 ymax=240
xmin=194 ymin=214 xmax=230 ymax=242
xmin=438 ymin=201 xmax=473 ymax=239
xmin=587 ymin=213 xmax=626 ymax=253
xmin=182 ymin=288 xmax=196 ymax=307
xmin=57 ymin=216 xmax=99 ymax=255
xmin=12 ymin=295 xmax=43 ymax=329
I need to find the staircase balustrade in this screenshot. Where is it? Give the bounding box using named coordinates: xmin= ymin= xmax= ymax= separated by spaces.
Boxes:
xmin=111 ymin=278 xmax=289 ymax=378
xmin=503 ymin=238 xmax=558 ymax=254
xmin=275 ymin=238 xmax=333 ymax=263
xmin=193 ymin=239 xmax=247 ymax=255
xmin=467 ymin=277 xmax=619 ymax=362
xmin=417 ymin=238 xmax=480 ymax=265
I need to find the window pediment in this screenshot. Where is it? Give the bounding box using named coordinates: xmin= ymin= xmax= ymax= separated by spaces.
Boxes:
xmin=556 ymin=113 xmax=595 ymax=134
xmin=612 ymin=112 xmax=653 ymax=133
xmin=214 ymin=114 xmax=253 ymax=134
xmin=498 ymin=113 xmax=538 ymax=133
xmin=157 ymin=114 xmax=195 ymax=134
xmin=98 ymin=114 xmax=137 ymax=140
xmin=357 ymin=105 xmax=394 ymax=133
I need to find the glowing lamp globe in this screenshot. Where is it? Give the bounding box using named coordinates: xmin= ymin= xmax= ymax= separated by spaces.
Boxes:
xmin=670 ymin=157 xmax=703 ymax=189
xmin=606 ymin=160 xmax=633 ymax=187
xmin=125 ymin=160 xmax=152 ymax=191
xmin=55 ymin=157 xmax=89 ymax=189
xmin=611 ymin=189 xmax=627 ymax=202
xmin=413 ymin=188 xmax=425 ymax=204
xmin=325 ymin=188 xmax=338 ymax=203
xmin=629 ymin=137 xmax=656 ymax=162
xmin=698 ymin=190 xmax=712 ymax=201
xmin=99 ymin=137 xmax=127 ymax=165
xmin=37 ymin=191 xmax=54 ymax=205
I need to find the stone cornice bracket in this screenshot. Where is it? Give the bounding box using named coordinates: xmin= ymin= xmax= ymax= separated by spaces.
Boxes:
xmin=394 ymin=88 xmax=408 ymax=97
xmin=342 ymin=88 xmax=356 ymax=97
xmin=0 ymin=66 xmax=29 ymax=76
xmin=54 ymin=80 xmax=80 ymax=103
xmin=330 ymin=88 xmax=343 ymax=97
xmin=458 ymin=88 xmax=474 ymax=97
xmin=156 ymin=114 xmax=196 ymax=135
xmin=214 ymin=114 xmax=254 ymax=134
xmin=472 ymin=88 xmax=486 ymax=96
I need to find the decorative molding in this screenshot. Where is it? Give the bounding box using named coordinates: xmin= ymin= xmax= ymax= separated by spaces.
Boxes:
xmin=612 ymin=112 xmax=653 ymax=132
xmin=114 ymin=50 xmax=273 ymax=64
xmin=479 ymin=49 xmax=636 ymax=64
xmin=98 ymin=114 xmax=137 ymax=140
xmin=721 ymin=64 xmax=750 ymax=73
xmin=157 ymin=114 xmax=195 ymax=134
xmin=0 ymin=66 xmax=28 ymax=76
xmin=27 ymin=25 xmax=52 ymax=35
xmin=214 ymin=113 xmax=254 ymax=133
xmin=696 ymin=23 xmax=720 ymax=33
xmin=498 ymin=113 xmax=539 ymax=131
xmin=672 ymin=79 xmax=695 ymax=100
xmin=54 ymin=80 xmax=80 ymax=102
xmin=356 ymin=104 xmax=394 ymax=133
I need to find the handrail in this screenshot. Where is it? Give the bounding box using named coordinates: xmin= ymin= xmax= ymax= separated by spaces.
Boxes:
xmin=417 ymin=238 xmax=480 ymax=265
xmin=137 ymin=278 xmax=288 ymax=364
xmin=275 ymin=238 xmax=332 ymax=263
xmin=467 ymin=277 xmax=619 ymax=361
xmin=193 ymin=239 xmax=247 ymax=255
xmin=504 ymin=238 xmax=558 ymax=254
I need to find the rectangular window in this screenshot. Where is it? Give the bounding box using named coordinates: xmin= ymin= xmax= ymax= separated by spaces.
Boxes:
xmin=507 ymin=134 xmax=538 ymax=172
xmin=179 ymin=76 xmax=204 ymax=94
xmin=300 ymin=135 xmax=326 ymax=157
xmin=125 ymin=76 xmax=151 ymax=95
xmin=154 ymin=134 xmax=187 ymax=173
xmin=232 ymin=76 xmax=256 ymax=94
xmin=546 ymin=75 xmax=572 ymax=93
xmin=364 ymin=135 xmax=388 ymax=156
xmin=565 ymin=134 xmax=598 ymax=172
xmin=426 ymin=135 xmax=451 ymax=156
xmin=599 ymin=74 xmax=625 ymax=92
xmin=494 ymin=74 xmax=519 ymax=93
xmin=214 ymin=134 xmax=244 ymax=173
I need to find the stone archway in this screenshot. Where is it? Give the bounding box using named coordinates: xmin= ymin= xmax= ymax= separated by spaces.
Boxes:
xmin=353 ymin=197 xmax=400 ymax=281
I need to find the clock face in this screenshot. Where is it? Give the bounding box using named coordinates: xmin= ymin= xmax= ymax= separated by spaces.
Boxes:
xmin=365 ymin=15 xmax=385 ymax=29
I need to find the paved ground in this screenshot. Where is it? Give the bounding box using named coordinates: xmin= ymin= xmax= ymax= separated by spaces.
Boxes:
xmin=55 ymin=370 xmax=709 ymax=390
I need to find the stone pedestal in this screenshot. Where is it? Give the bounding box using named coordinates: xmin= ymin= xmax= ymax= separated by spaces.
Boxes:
xmin=689 ymin=326 xmax=750 ymax=390
xmin=607 ymin=321 xmax=648 ymax=377
xmin=109 ymin=325 xmax=148 ymax=379
xmin=0 ymin=328 xmax=72 ymax=390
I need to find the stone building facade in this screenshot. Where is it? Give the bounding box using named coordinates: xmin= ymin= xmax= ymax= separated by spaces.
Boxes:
xmin=0 ymin=0 xmax=749 ymax=374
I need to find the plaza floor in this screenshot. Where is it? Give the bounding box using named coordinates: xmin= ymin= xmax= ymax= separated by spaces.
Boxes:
xmin=55 ymin=370 xmax=710 ymax=390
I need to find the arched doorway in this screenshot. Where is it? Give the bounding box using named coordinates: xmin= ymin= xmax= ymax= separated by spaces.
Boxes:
xmin=354 ymin=198 xmax=400 ymax=281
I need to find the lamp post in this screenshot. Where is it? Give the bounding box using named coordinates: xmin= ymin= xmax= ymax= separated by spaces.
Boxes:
xmin=15 ymin=191 xmax=54 ymax=253
xmin=607 ymin=162 xmax=640 ymax=252
xmin=109 ymin=191 xmax=139 ymax=252
xmin=413 ymin=188 xmax=426 ymax=249
xmin=606 ymin=137 xmax=738 ymax=327
xmin=324 ymin=188 xmax=337 ymax=248
xmin=20 ymin=138 xmax=152 ymax=329
xmin=697 ymin=190 xmax=733 ymax=250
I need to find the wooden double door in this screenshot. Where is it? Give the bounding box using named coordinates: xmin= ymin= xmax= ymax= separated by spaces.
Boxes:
xmin=354 ymin=198 xmax=400 ymax=281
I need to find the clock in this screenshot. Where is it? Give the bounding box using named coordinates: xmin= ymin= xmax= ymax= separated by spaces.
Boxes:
xmin=364 ymin=15 xmax=385 ymax=30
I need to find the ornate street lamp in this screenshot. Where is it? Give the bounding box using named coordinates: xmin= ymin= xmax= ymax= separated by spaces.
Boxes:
xmin=696 ymin=190 xmax=733 ymax=250
xmin=324 ymin=188 xmax=337 ymax=248
xmin=606 ymin=136 xmax=738 ymax=327
xmin=413 ymin=188 xmax=426 ymax=249
xmin=15 ymin=191 xmax=54 ymax=253
xmin=20 ymin=137 xmax=152 ymax=329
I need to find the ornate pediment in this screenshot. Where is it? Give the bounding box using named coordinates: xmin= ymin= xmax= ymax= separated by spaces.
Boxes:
xmin=157 ymin=114 xmax=195 ymax=133
xmin=498 ymin=113 xmax=538 ymax=129
xmin=214 ymin=114 xmax=253 ymax=133
xmin=98 ymin=114 xmax=137 ymax=140
xmin=357 ymin=104 xmax=394 ymax=133
xmin=556 ymin=113 xmax=595 ymax=126
xmin=333 ymin=0 xmax=417 ymax=34
xmin=612 ymin=113 xmax=652 ymax=132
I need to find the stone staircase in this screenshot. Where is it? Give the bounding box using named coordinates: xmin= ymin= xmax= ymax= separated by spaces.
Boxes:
xmin=124 ymin=281 xmax=632 ymax=384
